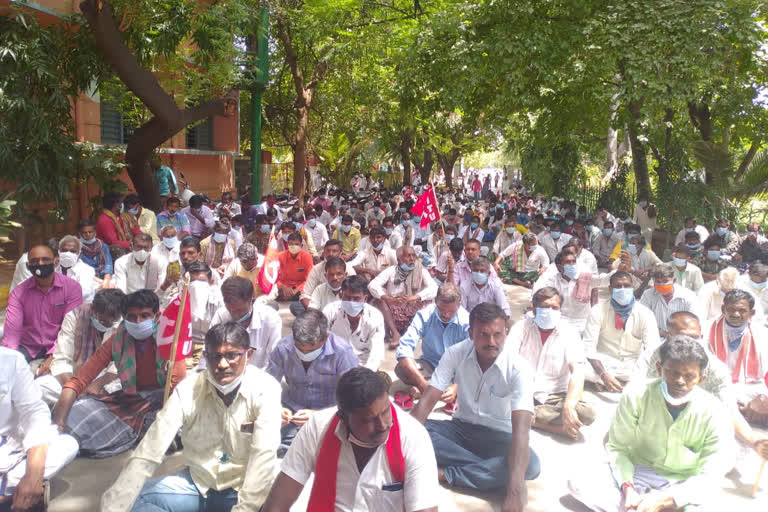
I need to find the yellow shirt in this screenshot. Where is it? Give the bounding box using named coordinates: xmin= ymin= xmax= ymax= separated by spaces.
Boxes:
xmin=333 ymin=226 xmax=361 ymax=254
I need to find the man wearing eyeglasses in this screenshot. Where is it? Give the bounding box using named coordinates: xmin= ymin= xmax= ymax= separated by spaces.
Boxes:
xmin=101 ymin=322 xmax=283 ymax=512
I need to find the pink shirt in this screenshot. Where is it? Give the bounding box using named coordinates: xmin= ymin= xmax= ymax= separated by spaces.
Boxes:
xmin=471 ymin=179 xmax=482 ymax=192
xmin=2 ymin=273 xmax=83 ymax=357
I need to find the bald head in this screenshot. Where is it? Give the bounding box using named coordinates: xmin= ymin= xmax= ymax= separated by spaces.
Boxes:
xmin=667 ymin=311 xmax=701 ymax=338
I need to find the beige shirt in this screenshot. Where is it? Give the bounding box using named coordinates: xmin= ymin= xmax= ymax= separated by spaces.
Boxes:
xmin=352 ymin=247 xmax=397 ymax=274
xmin=309 ymin=282 xmax=342 ymax=311
xmin=300 ymin=260 xmax=356 ymax=301
xmin=323 ymin=302 xmax=385 ymax=370
xmin=101 ymin=367 xmax=282 ymax=512
xmin=582 ymin=300 xmax=660 ymax=363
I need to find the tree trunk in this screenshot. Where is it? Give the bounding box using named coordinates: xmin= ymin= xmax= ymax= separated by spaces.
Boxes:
xmin=736 ymin=140 xmax=761 ymax=180
xmin=437 ymin=148 xmax=460 ymax=189
xmin=292 ymin=106 xmax=309 ymax=200
xmin=688 ymin=100 xmax=714 ymax=184
xmin=80 ymin=0 xmax=235 ymax=212
xmin=400 ymin=132 xmax=412 ymax=186
xmin=420 ymin=149 xmax=433 ymax=184
xmin=628 ymin=122 xmax=651 ymax=199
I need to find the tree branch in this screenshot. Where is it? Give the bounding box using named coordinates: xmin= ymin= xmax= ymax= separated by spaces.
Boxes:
xmin=736 ymin=140 xmax=761 ymax=180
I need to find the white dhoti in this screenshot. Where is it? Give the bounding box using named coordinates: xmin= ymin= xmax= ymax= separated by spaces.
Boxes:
xmin=1 ymin=428 xmax=78 ymax=496
xmin=34 ymin=374 xmax=62 ymax=407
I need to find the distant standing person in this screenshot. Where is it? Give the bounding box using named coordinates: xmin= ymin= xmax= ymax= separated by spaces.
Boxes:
xmin=482 ymin=176 xmax=491 ymax=199
xmin=632 ymin=194 xmax=657 ymax=246
xmin=471 ymin=174 xmax=482 ymax=201
xmin=152 ymin=159 xmax=178 ymax=209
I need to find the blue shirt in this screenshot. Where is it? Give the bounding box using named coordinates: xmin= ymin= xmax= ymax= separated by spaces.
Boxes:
xmin=79 ymin=241 xmax=113 ymax=278
xmin=267 ymin=332 xmax=358 ymax=411
xmin=395 ymin=303 xmax=470 ymax=368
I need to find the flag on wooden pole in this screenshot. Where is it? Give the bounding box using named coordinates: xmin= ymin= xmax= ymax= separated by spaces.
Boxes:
xmin=257 ymin=226 xmax=280 ymax=294
xmin=410 ymin=185 xmax=441 ymax=229
xmin=156 ymin=291 xmax=193 ymax=362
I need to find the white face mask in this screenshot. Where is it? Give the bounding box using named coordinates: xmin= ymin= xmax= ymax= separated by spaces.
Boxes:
xmin=213 ymin=232 xmax=228 ymax=243
xmin=206 ymin=367 xmax=243 ymax=396
xmin=162 ymin=237 xmax=178 ymax=250
xmin=348 ymin=429 xmax=387 ymax=449
xmin=59 ymin=251 xmax=79 ymax=269
xmin=133 ymin=249 xmax=149 ymax=263
xmin=188 ymin=280 xmax=210 ymax=320
xmin=660 ymin=380 xmax=698 ymax=407
xmin=295 ymin=345 xmax=323 ymax=362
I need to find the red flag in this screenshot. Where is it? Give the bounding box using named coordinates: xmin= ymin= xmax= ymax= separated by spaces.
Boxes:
xmin=403 ymin=186 xmax=413 ymax=199
xmin=410 ymin=185 xmax=441 ymax=229
xmin=156 ymin=292 xmax=193 ymax=361
xmin=258 ymin=226 xmax=280 ymax=294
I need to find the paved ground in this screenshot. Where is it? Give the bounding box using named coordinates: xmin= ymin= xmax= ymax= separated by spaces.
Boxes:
xmin=3 ymin=283 xmax=767 ymax=511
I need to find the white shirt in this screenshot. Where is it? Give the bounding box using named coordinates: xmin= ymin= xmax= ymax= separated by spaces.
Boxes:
xmin=393 ymin=225 xmax=415 ymax=247
xmin=429 ymin=338 xmax=535 ymax=433
xmin=368 ymin=266 xmax=438 ymax=301
xmin=507 ymin=317 xmax=584 ymax=403
xmin=305 ymin=221 xmax=329 ymax=252
xmin=51 ymin=309 xmax=117 ymax=377
xmin=309 ymin=283 xmax=342 ymax=311
xmin=113 ymin=253 xmax=150 ymax=294
xmin=323 ymin=302 xmax=385 ymax=370
xmin=59 ymin=260 xmax=96 ymax=304
xmin=357 ymin=237 xmax=393 ymax=255
xmin=499 ymin=242 xmax=550 ymax=272
xmin=9 ymin=253 xmax=30 ymax=293
xmin=387 ymin=231 xmax=404 ymax=251
xmin=674 ymin=225 xmax=710 ymax=246
xmin=208 ymin=304 xmax=282 ymax=369
xmin=639 ymin=285 xmax=703 ymax=334
xmin=0 ymin=347 xmax=53 ymax=450
xmin=351 ymin=247 xmax=397 ymax=273
xmin=457 ymin=225 xmax=485 ymax=242
xmin=537 ymin=232 xmax=573 ymax=261
xmin=576 ymin=249 xmax=599 ymax=274
xmin=671 ymin=262 xmax=704 ymax=293
xmin=280 ymin=407 xmax=439 ymax=512
xmin=532 ymin=272 xmax=612 ymax=327
xmin=300 ymin=260 xmax=356 ymax=301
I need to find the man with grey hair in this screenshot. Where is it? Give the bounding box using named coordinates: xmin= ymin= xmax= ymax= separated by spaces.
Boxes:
xmin=57 ymin=235 xmax=97 ymax=304
xmin=200 ymin=219 xmax=237 ymax=278
xmin=395 ymin=283 xmax=469 ymax=407
xmin=461 ymin=256 xmax=511 ymax=317
xmin=267 ymin=309 xmax=358 ymax=452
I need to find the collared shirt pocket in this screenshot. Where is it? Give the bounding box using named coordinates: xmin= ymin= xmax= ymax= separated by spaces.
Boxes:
xmin=360 ymin=481 xmax=405 ymax=512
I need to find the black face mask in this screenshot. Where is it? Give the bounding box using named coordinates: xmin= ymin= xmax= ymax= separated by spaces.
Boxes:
xmin=29 ymin=263 xmax=55 ymax=279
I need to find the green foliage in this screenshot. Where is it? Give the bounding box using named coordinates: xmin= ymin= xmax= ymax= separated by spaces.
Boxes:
xmin=0 ymin=195 xmax=23 ymax=243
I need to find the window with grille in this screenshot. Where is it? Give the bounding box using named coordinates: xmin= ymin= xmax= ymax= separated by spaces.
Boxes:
xmin=99 ymin=102 xmax=134 ymax=144
xmin=186 ymin=117 xmax=214 ymax=150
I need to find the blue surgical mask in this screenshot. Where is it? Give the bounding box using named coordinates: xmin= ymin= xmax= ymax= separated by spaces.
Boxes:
xmin=686 ymin=243 xmax=699 ymax=250
xmin=128 ymin=208 xmax=139 ymax=216
xmin=162 ymin=237 xmax=178 ymax=249
xmin=611 ymin=287 xmax=635 ymax=306
xmin=534 ymin=307 xmax=560 ymax=330
xmin=706 ymin=250 xmax=721 ymax=261
xmin=260 ymin=225 xmax=271 ymax=233
xmin=80 ymin=237 xmax=97 ymax=246
xmin=603 ymin=228 xmax=613 ymax=237
xmin=562 ymin=264 xmax=579 ymax=280
xmin=750 ymin=279 xmax=767 ymax=291
xmin=342 ymin=224 xmax=352 ymax=233
xmin=639 ymin=201 xmax=648 ymax=208
xmin=90 ymin=316 xmax=112 ymax=333
xmin=445 ymin=234 xmax=455 ymax=242
xmin=294 ymin=222 xmax=303 ymax=231
xmin=470 ymin=222 xmax=479 ymax=230
xmin=237 ymin=310 xmax=252 ymax=324
xmin=715 ymin=226 xmax=728 ymax=236
xmin=282 ymin=233 xmax=290 ymax=242
xmin=673 ymin=257 xmax=687 ymax=268
xmin=399 ymin=263 xmax=414 ymax=272
xmin=307 ymin=219 xmax=317 ymax=228
xmin=373 ymin=242 xmax=384 ymax=251
xmin=628 ymin=244 xmax=638 ymax=256
xmin=550 ymin=230 xmax=561 ymax=240
xmin=471 ymin=271 xmax=488 ymax=285
xmin=384 ymin=228 xmax=393 ymax=235
xmin=295 ymin=345 xmax=323 ymax=362
xmin=341 ymin=300 xmax=365 ymax=316
xmin=213 ymin=233 xmax=228 ymax=243
xmin=124 ymin=318 xmax=156 ymax=340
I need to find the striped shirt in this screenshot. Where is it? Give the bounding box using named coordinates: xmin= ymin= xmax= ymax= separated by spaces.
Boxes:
xmin=639 ymin=285 xmax=703 ymax=334
xmin=267 ymin=332 xmax=358 ymax=411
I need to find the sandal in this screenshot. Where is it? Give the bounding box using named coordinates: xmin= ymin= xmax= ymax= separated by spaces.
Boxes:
xmin=393 ymin=391 xmax=414 ymax=411
xmin=443 ymin=401 xmax=458 ymax=414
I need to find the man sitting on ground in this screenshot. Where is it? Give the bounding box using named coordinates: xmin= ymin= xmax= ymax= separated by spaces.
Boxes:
xmin=395 ymin=283 xmax=468 ymax=405
xmin=101 ymin=323 xmax=282 ymax=512
xmin=291 ymin=240 xmax=356 ymax=317
xmin=455 ymin=239 xmax=501 ymax=286
xmin=669 ymin=245 xmax=704 ymax=293
xmin=201 ymin=220 xmax=237 ymax=278
xmin=412 ymin=303 xmax=540 ymax=505
xmin=495 ymin=232 xmax=549 ymax=289
xmin=331 ymin=215 xmax=362 ymax=261
xmin=706 ymin=290 xmax=768 ymax=427
xmin=113 ymin=233 xmax=154 ymax=294
xmin=186 ymin=262 xmax=224 ymax=368
xmin=123 ymin=194 xmax=159 ymax=243
xmin=0 ymin=347 xmax=79 ymax=512
xmin=209 ymin=276 xmax=282 ymax=370
xmin=78 ymin=218 xmax=114 ymax=288
xmin=36 ymin=289 xmax=125 ymax=406
xmin=308 ymin=257 xmax=346 ymax=311
xmin=352 ymin=226 xmax=397 ymax=282
xmin=56 ymin=235 xmax=97 ymax=304
xmin=3 ymin=244 xmax=83 ymax=373
xmin=156 ymin=197 xmax=191 ymax=239
xmin=568 ymin=336 xmax=731 ymax=512
xmin=640 ymin=264 xmax=702 ymax=338
xmin=276 ymin=233 xmax=313 ymax=302
xmin=592 ymin=221 xmax=621 ymax=267
xmin=582 ymin=271 xmax=660 ymax=393
xmin=267 ymin=309 xmax=358 ymax=451
xmin=263 ymin=367 xmax=439 ymax=512
xmin=52 ymin=290 xmax=186 ymax=458
xmin=508 ymin=288 xmax=596 ymax=441
xmin=460 ymin=256 xmax=512 ymax=318
xmin=323 ymin=275 xmax=385 ymax=371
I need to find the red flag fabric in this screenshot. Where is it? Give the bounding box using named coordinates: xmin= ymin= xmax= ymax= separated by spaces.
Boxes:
xmin=403 ymin=186 xmax=413 ymax=200
xmin=258 ymin=227 xmax=280 ymax=294
xmin=410 ymin=185 xmax=441 ymax=229
xmin=156 ymin=292 xmax=193 ymax=361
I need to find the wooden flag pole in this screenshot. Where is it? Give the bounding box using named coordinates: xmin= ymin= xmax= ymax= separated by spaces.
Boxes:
xmin=163 ymin=274 xmax=190 ymax=404
xmin=753 ymin=459 xmax=766 ymax=497
xmin=428 ymin=182 xmax=448 ymax=244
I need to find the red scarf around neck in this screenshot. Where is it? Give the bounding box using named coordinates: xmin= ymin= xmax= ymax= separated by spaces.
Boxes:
xmin=708 ymin=316 xmax=760 ymax=383
xmin=307 ymin=404 xmax=404 ymax=511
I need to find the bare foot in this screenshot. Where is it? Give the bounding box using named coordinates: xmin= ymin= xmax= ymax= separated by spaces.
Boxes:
xmin=387 ymin=332 xmax=401 ymax=350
